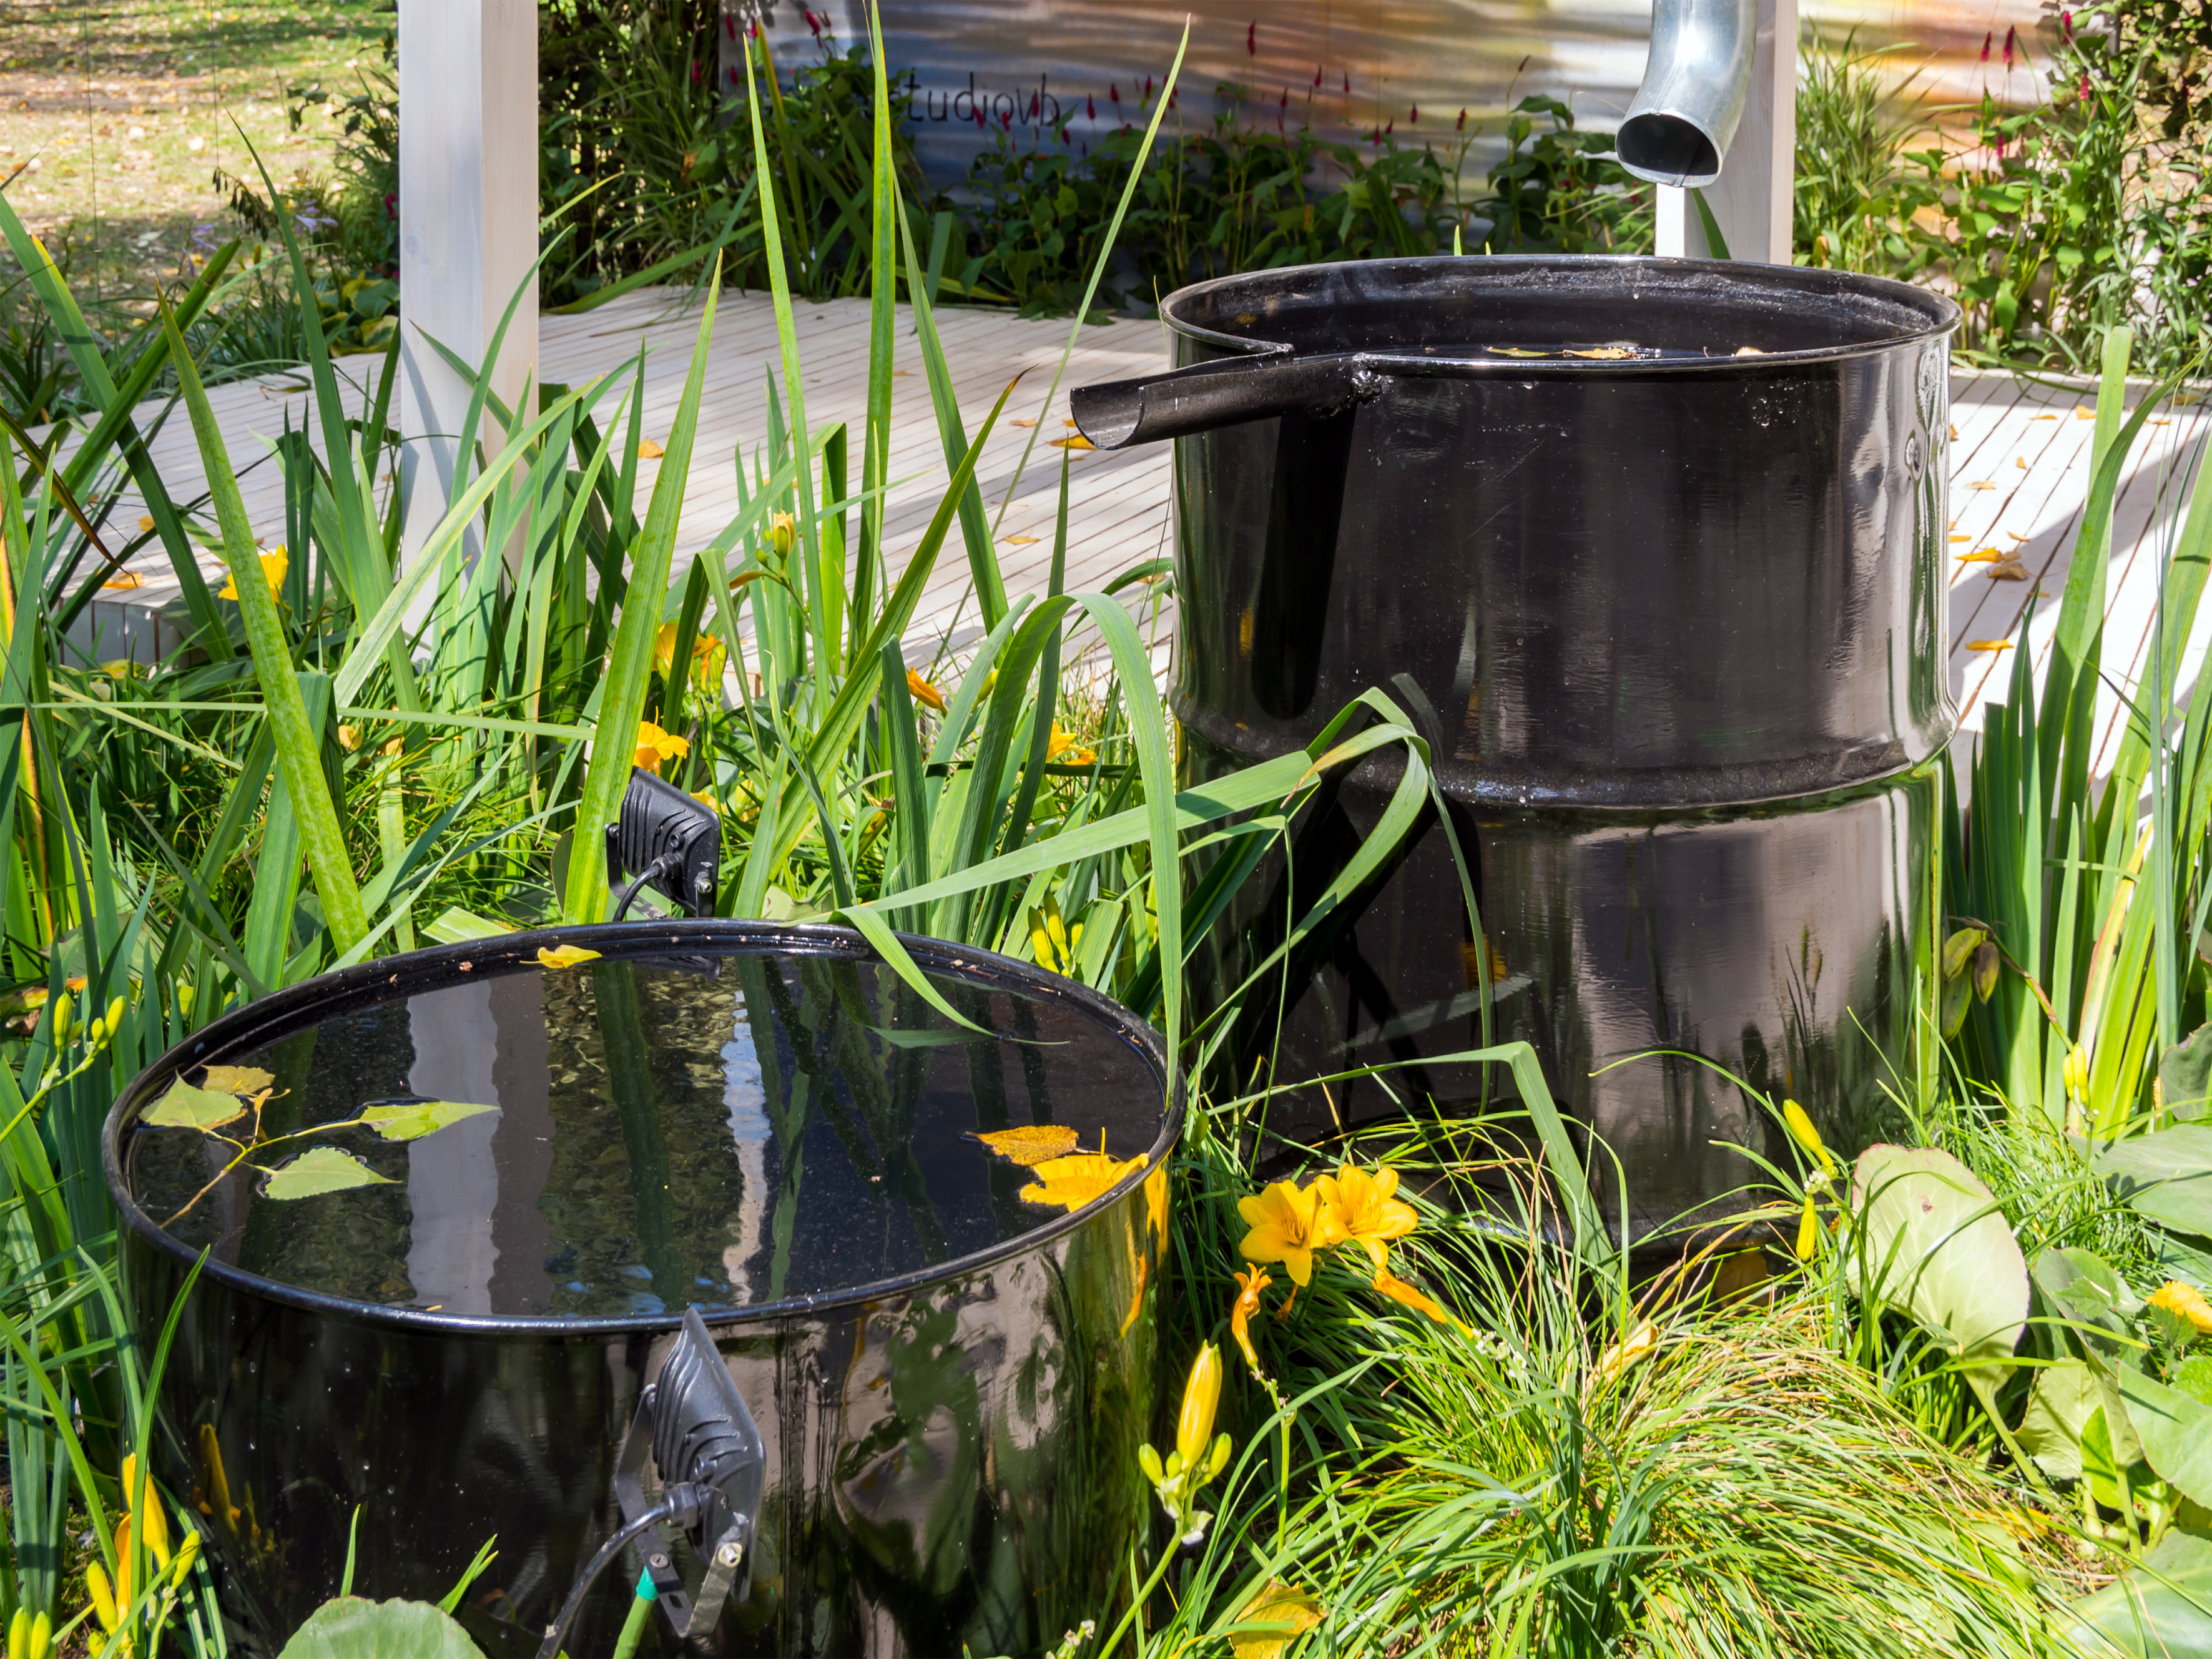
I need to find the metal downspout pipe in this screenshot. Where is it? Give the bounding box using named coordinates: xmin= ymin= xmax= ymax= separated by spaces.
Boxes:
xmin=1616 ymin=0 xmax=1758 ymax=188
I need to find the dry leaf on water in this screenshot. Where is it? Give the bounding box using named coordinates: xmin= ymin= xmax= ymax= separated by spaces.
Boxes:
xmin=201 ymin=1064 xmax=275 ymax=1095
xmin=970 ymin=1125 xmax=1083 ymax=1166
xmin=136 ymin=514 xmax=155 ymax=531
xmin=1020 ymin=1151 xmax=1144 ymax=1211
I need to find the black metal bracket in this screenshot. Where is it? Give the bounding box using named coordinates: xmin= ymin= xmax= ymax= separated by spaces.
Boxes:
xmin=605 ymin=767 xmax=721 ymax=922
xmin=612 ymin=1309 xmax=765 ymax=1642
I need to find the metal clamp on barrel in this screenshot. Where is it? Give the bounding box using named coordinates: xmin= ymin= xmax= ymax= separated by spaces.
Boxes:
xmin=534 ymin=1309 xmax=763 ymax=1658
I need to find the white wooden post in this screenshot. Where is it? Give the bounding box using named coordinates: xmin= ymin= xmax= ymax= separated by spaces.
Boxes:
xmin=1653 ymin=0 xmax=1796 ymax=263
xmin=396 ymin=0 xmax=539 ymax=568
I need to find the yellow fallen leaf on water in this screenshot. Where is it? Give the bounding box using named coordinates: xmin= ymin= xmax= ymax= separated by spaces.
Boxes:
xmin=638 ymin=438 xmax=666 ymax=460
xmin=1967 ymin=639 xmax=2015 ymax=652
xmin=1230 ymin=1581 xmax=1324 ymax=1659
xmin=137 ymin=514 xmax=155 ymax=531
xmin=1019 ymin=1151 xmax=1144 ymax=1211
xmin=1003 ymin=534 xmax=1039 ymax=545
xmin=104 ymin=571 xmax=143 ymax=590
xmin=1048 ymin=435 xmax=1095 ymax=451
xmin=536 ymin=944 xmax=602 ymax=970
xmin=200 ymin=1065 xmax=275 ymax=1095
xmin=970 ymin=1125 xmax=1082 ymax=1166
xmin=1968 ymin=481 xmax=1996 ymax=490
xmin=1565 ymin=346 xmax=1635 ymax=359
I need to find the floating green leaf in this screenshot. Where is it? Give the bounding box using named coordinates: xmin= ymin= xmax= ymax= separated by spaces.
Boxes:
xmin=277 ymin=1596 xmax=485 ymax=1659
xmin=355 ymin=1101 xmax=499 ymax=1142
xmin=2067 ymin=1526 xmax=2212 ymax=1657
xmin=2096 ymin=1125 xmax=2212 ymax=1239
xmin=263 ymin=1148 xmax=392 ymax=1201
xmin=200 ymin=1063 xmax=275 ymax=1095
xmin=144 ymin=1077 xmax=247 ymax=1132
xmin=1849 ymin=1144 xmax=2029 ymax=1396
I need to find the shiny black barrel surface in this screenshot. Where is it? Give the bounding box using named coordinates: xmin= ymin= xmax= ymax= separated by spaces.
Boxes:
xmin=1156 ymin=257 xmax=1956 ymax=1230
xmin=104 ymin=923 xmax=1177 ymax=1657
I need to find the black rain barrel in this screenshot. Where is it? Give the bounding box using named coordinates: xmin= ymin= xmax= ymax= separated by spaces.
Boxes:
xmin=104 ymin=923 xmax=1177 ymax=1656
xmin=1072 ymin=255 xmax=1957 ymax=1236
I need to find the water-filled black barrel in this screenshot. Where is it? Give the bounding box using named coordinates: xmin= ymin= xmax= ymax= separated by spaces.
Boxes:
xmin=1073 ymin=255 xmax=1955 ymax=1234
xmin=104 ymin=923 xmax=1176 ymax=1656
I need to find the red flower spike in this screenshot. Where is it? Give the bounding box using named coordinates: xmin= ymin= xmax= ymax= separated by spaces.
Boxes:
xmin=1457 ymin=107 xmax=1468 ymax=130
xmin=1281 ymin=87 xmax=1289 ymax=108
xmin=1146 ymin=76 xmax=1154 ymax=97
xmin=1343 ymin=71 xmax=1351 ymax=94
xmin=2003 ymin=24 xmax=2016 ymax=64
xmin=1247 ymin=21 xmax=1257 ymax=55
xmin=724 ymin=13 xmax=735 ymax=39
xmin=2060 ymin=10 xmax=2073 ymax=36
xmin=1409 ymin=103 xmax=1418 ymax=122
xmin=1313 ymin=65 xmax=1324 ymax=87
xmin=1088 ymin=96 xmax=1096 ymax=120
xmin=1111 ymin=83 xmax=1120 ymax=102
xmin=1980 ymin=29 xmax=1992 ymax=59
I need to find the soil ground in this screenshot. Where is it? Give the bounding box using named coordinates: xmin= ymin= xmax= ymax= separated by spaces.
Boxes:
xmin=0 ymin=0 xmax=386 ymax=303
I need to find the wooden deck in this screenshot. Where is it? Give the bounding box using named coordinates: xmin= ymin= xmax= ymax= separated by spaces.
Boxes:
xmin=65 ymin=290 xmax=2212 ymax=770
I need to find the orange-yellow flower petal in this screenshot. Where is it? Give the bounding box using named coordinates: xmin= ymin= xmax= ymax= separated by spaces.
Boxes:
xmin=2150 ymin=1279 xmax=2212 ymax=1336
xmin=1372 ymin=1268 xmax=1467 ymax=1332
xmin=1320 ymin=1164 xmax=1417 ymax=1272
xmin=1236 ymin=1179 xmax=1344 ymax=1287
xmin=1229 ymin=1264 xmax=1271 ymax=1374
xmin=905 ymin=668 xmax=947 ymax=713
xmin=217 ymin=545 xmax=288 ymax=601
xmin=632 ymin=719 xmax=689 ymax=774
xmin=1019 ymin=1151 xmax=1144 ymax=1212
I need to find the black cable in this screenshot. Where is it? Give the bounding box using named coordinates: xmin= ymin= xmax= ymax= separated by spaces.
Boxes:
xmin=609 ymin=852 xmax=681 ymax=923
xmin=534 ymin=1489 xmax=696 ymax=1659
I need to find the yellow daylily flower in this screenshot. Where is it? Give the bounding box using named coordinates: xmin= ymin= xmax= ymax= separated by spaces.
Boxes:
xmin=632 ymin=719 xmax=689 ymax=774
xmin=2150 ymin=1279 xmax=2212 ymax=1336
xmin=86 ymin=1561 xmax=120 ymax=1633
xmin=1230 ymin=1264 xmax=1271 ymax=1376
xmin=1237 ymin=1179 xmax=1345 ymax=1287
xmin=1780 ymin=1099 xmax=1837 ymax=1176
xmin=1047 ymin=723 xmax=1096 ymax=767
xmin=1319 ymin=1164 xmax=1417 ymax=1272
xmin=216 ymin=544 xmax=288 ymax=601
xmin=122 ymin=1453 xmax=172 ymax=1570
xmin=905 ymin=668 xmax=947 ymax=713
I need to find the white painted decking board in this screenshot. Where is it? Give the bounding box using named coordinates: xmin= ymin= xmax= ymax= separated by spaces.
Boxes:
xmin=52 ymin=290 xmax=2212 ymax=787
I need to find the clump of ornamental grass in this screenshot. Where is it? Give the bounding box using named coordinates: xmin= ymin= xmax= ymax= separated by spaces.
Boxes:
xmin=1147 ymin=1108 xmax=2111 ymax=1659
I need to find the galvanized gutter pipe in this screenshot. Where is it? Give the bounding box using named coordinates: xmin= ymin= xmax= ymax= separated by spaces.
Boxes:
xmin=1616 ymin=0 xmax=1757 ymax=188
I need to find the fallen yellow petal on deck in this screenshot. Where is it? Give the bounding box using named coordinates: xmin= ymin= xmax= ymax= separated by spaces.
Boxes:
xmin=1011 ymin=418 xmax=1038 ymax=427
xmin=137 ymin=514 xmax=155 ymax=531
xmin=1966 ymin=639 xmax=2015 ymax=652
xmin=1048 ymin=435 xmax=1095 ymax=451
xmin=104 ymin=571 xmax=143 ymax=590
xmin=1956 ymin=548 xmax=2002 ymax=563
xmin=1969 ymin=481 xmax=1996 ymax=490
xmin=971 ymin=1125 xmax=1083 ymax=1166
xmin=2076 ymin=406 xmax=2095 ymax=420
xmin=1949 ymin=534 xmax=1971 ymax=543
xmin=2017 ymin=457 xmax=2028 ymax=468
xmin=1004 ymin=534 xmax=1040 ymax=545
xmin=2032 ymin=412 xmax=2057 ymax=420
xmin=638 ymin=438 xmax=666 ymax=460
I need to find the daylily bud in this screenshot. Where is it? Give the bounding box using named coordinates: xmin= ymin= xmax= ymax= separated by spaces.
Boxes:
xmin=86 ymin=1017 xmax=106 ymax=1048
xmin=1779 ymin=1100 xmax=1836 ymax=1174
xmin=87 ymin=1563 xmax=119 ymax=1633
xmin=107 ymin=996 xmax=125 ymax=1035
xmin=9 ymin=1607 xmax=29 ymax=1659
xmin=1138 ymin=1442 xmax=1164 ymax=1487
xmin=1206 ymin=1430 xmax=1232 ymax=1480
xmin=1940 ymin=972 xmax=1970 ymax=1038
xmin=1175 ymin=1343 xmax=1222 ymax=1468
xmin=50 ymin=992 xmax=72 ymax=1043
xmin=768 ymin=512 xmax=797 ymax=557
xmin=1795 ymin=1189 xmax=1819 ymax=1261
xmin=1941 ymin=926 xmax=1985 ymax=982
xmin=174 ymin=1526 xmax=202 ymax=1583
xmin=2063 ymin=1043 xmax=2090 ymax=1103
xmin=1971 ymin=940 xmax=2000 ymax=1003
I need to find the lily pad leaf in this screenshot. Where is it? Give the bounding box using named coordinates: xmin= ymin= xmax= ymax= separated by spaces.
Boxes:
xmin=1849 ymin=1144 xmax=2029 ymax=1396
xmin=277 ymin=1595 xmax=485 ymax=1659
xmin=263 ymin=1148 xmax=392 ymax=1201
xmin=355 ymin=1100 xmax=499 ymax=1142
xmin=2095 ymin=1125 xmax=2212 ymax=1239
xmin=2066 ymin=1525 xmax=2212 ymax=1657
xmin=144 ymin=1078 xmax=247 ymax=1131
xmin=200 ymin=1064 xmax=275 ymax=1095
xmin=2113 ymin=1362 xmax=2212 ymax=1507
xmin=970 ymin=1125 xmax=1083 ymax=1166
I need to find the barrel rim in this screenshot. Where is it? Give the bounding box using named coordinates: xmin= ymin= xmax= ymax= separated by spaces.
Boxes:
xmin=1157 ymin=253 xmax=1961 ymax=369
xmin=102 ymin=920 xmax=1182 ymax=1338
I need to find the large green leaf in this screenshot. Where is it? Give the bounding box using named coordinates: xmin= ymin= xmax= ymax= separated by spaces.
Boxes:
xmin=142 ymin=1078 xmax=245 ymax=1133
xmin=2115 ymin=1363 xmax=2212 ymax=1507
xmin=2160 ymin=1023 xmax=2212 ymax=1121
xmin=263 ymin=1148 xmax=391 ymax=1201
xmin=2033 ymin=1245 xmax=2138 ymax=1351
xmin=2096 ymin=1125 xmax=2212 ymax=1239
xmin=2067 ymin=1527 xmax=2212 ymax=1658
xmin=355 ymin=1101 xmax=498 ymax=1142
xmin=277 ymin=1597 xmax=484 ymax=1659
xmin=1849 ymin=1144 xmax=2029 ymax=1393
xmin=2018 ymin=1359 xmax=2101 ymax=1480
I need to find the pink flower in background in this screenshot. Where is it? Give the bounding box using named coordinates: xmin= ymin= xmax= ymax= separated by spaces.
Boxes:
xmin=1087 ymin=96 xmax=1096 ymax=120
xmin=1457 ymin=108 xmax=1468 ymax=130
xmin=2002 ymin=25 xmax=2017 ymax=66
xmin=1247 ymin=21 xmax=1257 ymax=56
xmin=1980 ymin=30 xmax=1992 ymax=60
xmin=1408 ymin=103 xmax=1418 ymax=123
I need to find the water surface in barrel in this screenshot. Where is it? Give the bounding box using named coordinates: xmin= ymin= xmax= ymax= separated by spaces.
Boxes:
xmin=125 ymin=952 xmax=1161 ymax=1317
